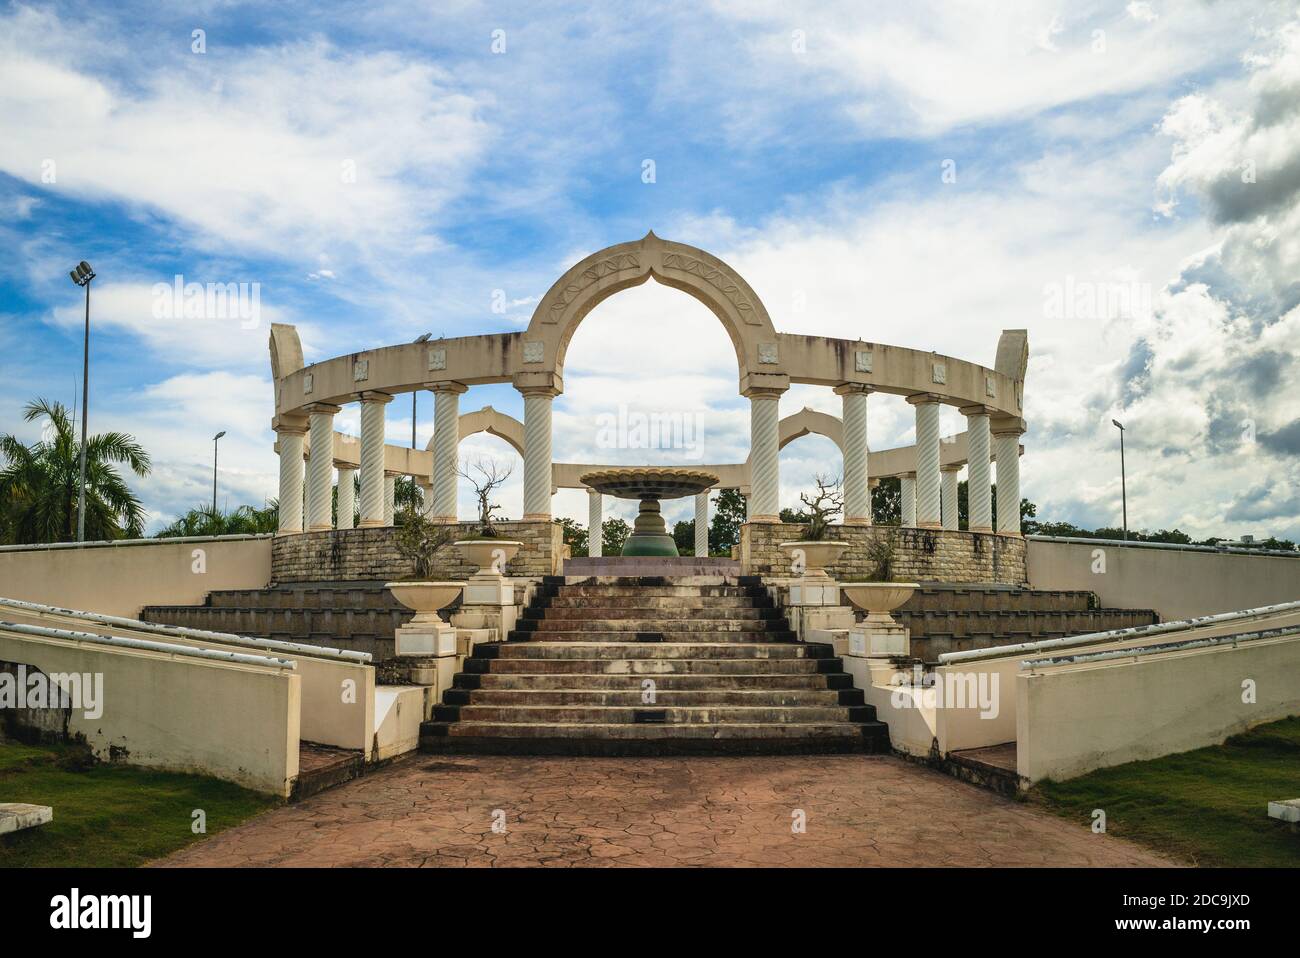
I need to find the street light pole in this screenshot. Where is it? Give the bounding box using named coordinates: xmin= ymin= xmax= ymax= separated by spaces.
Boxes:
xmin=1112 ymin=419 xmax=1127 ymax=540
xmin=212 ymin=431 xmax=226 ymax=513
xmin=69 ymin=261 xmax=96 ymax=543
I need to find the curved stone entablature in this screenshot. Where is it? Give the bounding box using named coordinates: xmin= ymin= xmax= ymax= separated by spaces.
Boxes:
xmin=268 ymin=232 xmax=1029 ymax=542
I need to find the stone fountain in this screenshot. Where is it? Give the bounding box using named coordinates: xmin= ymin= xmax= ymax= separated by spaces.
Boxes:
xmin=580 ymin=467 xmax=719 ymax=557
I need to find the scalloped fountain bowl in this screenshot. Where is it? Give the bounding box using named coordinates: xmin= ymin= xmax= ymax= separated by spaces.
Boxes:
xmin=581 ymin=467 xmax=719 ymax=557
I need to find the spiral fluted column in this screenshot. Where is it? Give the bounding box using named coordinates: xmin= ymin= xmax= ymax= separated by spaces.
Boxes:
xmin=383 ymin=472 xmax=396 ymax=525
xmin=745 ymin=387 xmax=783 ymax=523
xmin=336 ymin=465 xmax=356 ymax=530
xmin=587 ymin=488 xmax=603 ymax=557
xmin=520 ymin=386 xmax=557 ymax=520
xmin=909 ymin=394 xmax=942 ymax=529
xmin=961 ymin=405 xmax=993 ymax=533
xmin=275 ymin=423 xmax=307 ymax=534
xmin=900 ymin=473 xmax=917 ymax=527
xmin=695 ymin=491 xmax=709 ymax=557
xmin=304 ymin=403 xmax=340 ymax=532
xmin=941 ymin=465 xmax=960 ymax=531
xmin=357 ymin=391 xmax=392 ymax=528
xmin=429 ymin=382 xmax=466 ymax=523
xmin=836 ymin=383 xmax=871 ymax=525
xmin=994 ymin=421 xmax=1024 ymax=535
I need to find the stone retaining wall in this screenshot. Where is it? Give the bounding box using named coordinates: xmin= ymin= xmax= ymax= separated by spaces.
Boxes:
xmin=272 ymin=520 xmax=562 ymax=584
xmin=740 ymin=523 xmax=1027 ymax=585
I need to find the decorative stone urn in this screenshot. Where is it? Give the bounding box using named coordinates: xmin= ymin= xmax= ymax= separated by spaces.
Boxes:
xmin=385 ymin=581 xmax=464 ymax=658
xmin=777 ymin=540 xmax=848 ymax=577
xmin=842 ymin=581 xmax=919 ymax=658
xmin=453 ymin=539 xmax=522 ymax=578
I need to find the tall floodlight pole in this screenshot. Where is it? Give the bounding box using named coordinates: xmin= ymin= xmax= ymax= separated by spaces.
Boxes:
xmin=1112 ymin=419 xmax=1127 ymax=540
xmin=69 ymin=261 xmax=96 ymax=542
xmin=411 ymin=333 xmax=432 ymax=504
xmin=212 ymin=431 xmax=226 ymax=512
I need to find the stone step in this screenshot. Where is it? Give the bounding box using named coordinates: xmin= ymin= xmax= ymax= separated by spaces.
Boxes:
xmin=534 ymin=607 xmax=781 ymax=621
xmin=205 ymin=586 xmax=406 ymax=611
xmin=546 ymin=585 xmax=761 ymax=598
xmin=447 ymin=688 xmax=859 ymax=707
xmin=461 ymin=672 xmax=848 ymax=690
xmin=896 ymin=608 xmax=1158 ymax=637
xmin=467 ymin=657 xmax=840 ymax=675
xmin=899 ymin=586 xmax=1097 ymax=614
xmin=545 ymin=595 xmax=766 ymax=610
xmin=444 ymin=704 xmax=869 ymax=724
xmin=509 ymin=630 xmax=798 ymax=643
xmin=529 ymin=617 xmax=785 ymax=632
xmin=484 ymin=641 xmax=824 ymax=660
xmin=420 ymin=720 xmax=890 ymax=756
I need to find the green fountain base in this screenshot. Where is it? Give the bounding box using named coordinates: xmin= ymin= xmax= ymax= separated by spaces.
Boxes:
xmin=622 ymin=498 xmax=679 ymax=557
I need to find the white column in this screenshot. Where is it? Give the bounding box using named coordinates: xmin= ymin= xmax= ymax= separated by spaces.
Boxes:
xmin=836 ymin=383 xmax=871 ymax=525
xmin=304 ymin=403 xmax=340 ymax=532
xmin=900 ymin=473 xmax=917 ymax=527
xmin=694 ymin=492 xmax=709 ymax=557
xmin=336 ymin=465 xmax=356 ymax=530
xmin=962 ymin=406 xmax=993 ymax=533
xmin=276 ymin=423 xmax=307 ymax=534
xmin=587 ymin=488 xmax=603 ymax=557
xmin=429 ymin=382 xmax=466 ymax=523
xmin=994 ymin=422 xmax=1024 ymax=535
xmin=357 ymin=392 xmax=392 ymax=528
xmin=941 ymin=465 xmax=960 ymax=531
xmin=909 ymin=395 xmax=942 ymax=529
xmin=521 ymin=387 xmax=556 ymax=520
xmin=745 ymin=387 xmax=782 ymax=522
xmin=384 ymin=473 xmax=396 ymax=525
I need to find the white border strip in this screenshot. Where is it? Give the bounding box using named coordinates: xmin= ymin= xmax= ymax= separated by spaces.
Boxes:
xmin=1020 ymin=624 xmax=1300 ymax=670
xmin=938 ymin=599 xmax=1300 ymax=665
xmin=0 ymin=620 xmax=296 ymax=670
xmin=0 ymin=596 xmax=371 ymax=664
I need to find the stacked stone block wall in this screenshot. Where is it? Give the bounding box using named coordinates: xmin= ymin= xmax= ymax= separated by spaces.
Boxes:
xmin=272 ymin=520 xmax=562 ymax=584
xmin=740 ymin=522 xmax=1027 ymax=586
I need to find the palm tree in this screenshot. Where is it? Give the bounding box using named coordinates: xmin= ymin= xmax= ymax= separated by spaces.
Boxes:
xmin=154 ymin=502 xmax=279 ymax=538
xmin=0 ymin=398 xmax=151 ymax=544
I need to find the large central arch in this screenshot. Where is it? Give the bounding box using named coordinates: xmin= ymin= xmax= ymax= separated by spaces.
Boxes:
xmin=523 ymin=231 xmax=778 ymax=385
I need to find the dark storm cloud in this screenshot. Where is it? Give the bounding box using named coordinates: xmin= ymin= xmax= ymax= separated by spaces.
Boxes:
xmin=1118 ymin=337 xmax=1153 ymax=406
xmin=1259 ymin=418 xmax=1300 ymax=456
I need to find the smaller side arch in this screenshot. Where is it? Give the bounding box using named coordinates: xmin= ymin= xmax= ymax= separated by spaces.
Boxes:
xmin=778 ymin=407 xmax=844 ymax=453
xmin=442 ymin=406 xmax=526 ymax=457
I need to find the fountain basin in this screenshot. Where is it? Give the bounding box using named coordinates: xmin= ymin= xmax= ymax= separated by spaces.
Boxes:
xmin=580 ymin=467 xmax=719 ymax=557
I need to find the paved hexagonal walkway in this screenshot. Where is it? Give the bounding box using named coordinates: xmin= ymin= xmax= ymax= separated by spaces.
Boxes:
xmin=157 ymin=754 xmax=1172 ymax=867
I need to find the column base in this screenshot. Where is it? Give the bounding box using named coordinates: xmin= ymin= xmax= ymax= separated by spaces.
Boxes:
xmin=522 ymin=512 xmax=551 ymax=521
xmin=747 ymin=514 xmax=781 ymax=524
xmin=307 ymin=523 xmax=332 ymax=533
xmin=358 ymin=518 xmax=384 ymax=528
xmin=969 ymin=524 xmax=993 ymax=534
xmin=275 ymin=528 xmax=302 ymax=537
xmin=843 ymin=516 xmax=873 ymax=526
xmin=917 ymin=520 xmax=942 ymax=530
xmin=429 ymin=515 xmax=457 ymax=524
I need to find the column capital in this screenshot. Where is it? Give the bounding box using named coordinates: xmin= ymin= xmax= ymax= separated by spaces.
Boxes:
xmin=425 ymin=380 xmax=469 ymax=395
xmin=274 ymin=420 xmax=308 ymax=437
xmin=940 ymin=463 xmax=963 ymax=473
xmin=990 ymin=416 xmax=1027 ymax=437
xmin=739 ymin=370 xmax=789 ymax=398
xmin=902 ymin=470 xmax=916 ymax=479
xmin=302 ymin=401 xmax=342 ymax=416
xmin=513 ymin=370 xmax=563 ymax=397
xmin=958 ymin=403 xmax=997 ymax=418
xmin=741 ymin=385 xmax=785 ymax=400
xmin=356 ymin=390 xmax=394 ymax=405
xmin=833 ymin=382 xmax=874 ymax=397
xmin=333 ymin=460 xmax=358 ymax=471
xmin=906 ymin=392 xmax=944 ymax=406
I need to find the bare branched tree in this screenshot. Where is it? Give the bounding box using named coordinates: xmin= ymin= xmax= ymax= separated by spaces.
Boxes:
xmin=458 ymin=457 xmax=513 ymax=537
xmin=799 ymin=473 xmax=843 ymax=541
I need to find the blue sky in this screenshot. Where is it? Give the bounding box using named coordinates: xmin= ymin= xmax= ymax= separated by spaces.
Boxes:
xmin=2 ymin=1 xmax=1298 ymax=538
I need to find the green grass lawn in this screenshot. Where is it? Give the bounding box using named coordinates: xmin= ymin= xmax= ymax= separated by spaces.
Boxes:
xmin=1032 ymin=716 xmax=1300 ymax=867
xmin=0 ymin=740 xmax=277 ymax=867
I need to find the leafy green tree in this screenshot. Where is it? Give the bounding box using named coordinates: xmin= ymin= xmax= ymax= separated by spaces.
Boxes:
xmin=871 ymin=477 xmax=901 ymax=525
xmin=0 ymin=398 xmax=150 ymax=544
xmin=709 ymin=488 xmax=746 ymax=553
xmin=602 ymin=517 xmax=630 ymax=555
xmin=555 ymin=516 xmax=588 ymax=556
xmin=672 ymin=519 xmax=694 ymax=554
xmin=155 ymin=502 xmax=279 ymax=538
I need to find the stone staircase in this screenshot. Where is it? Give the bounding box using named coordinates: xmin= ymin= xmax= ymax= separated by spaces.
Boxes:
xmin=420 ymin=576 xmax=889 ymax=755
xmin=895 ymin=585 xmax=1159 ymax=661
xmin=141 ymin=583 xmax=417 ymax=660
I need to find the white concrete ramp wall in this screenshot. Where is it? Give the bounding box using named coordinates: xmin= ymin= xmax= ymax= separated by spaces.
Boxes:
xmin=0 ymin=535 xmax=272 ymax=618
xmin=0 ymin=597 xmax=376 ymax=755
xmin=1026 ymin=536 xmax=1300 ymax=620
xmin=1016 ymin=626 xmax=1300 ymax=783
xmin=0 ymin=621 xmax=300 ymax=796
